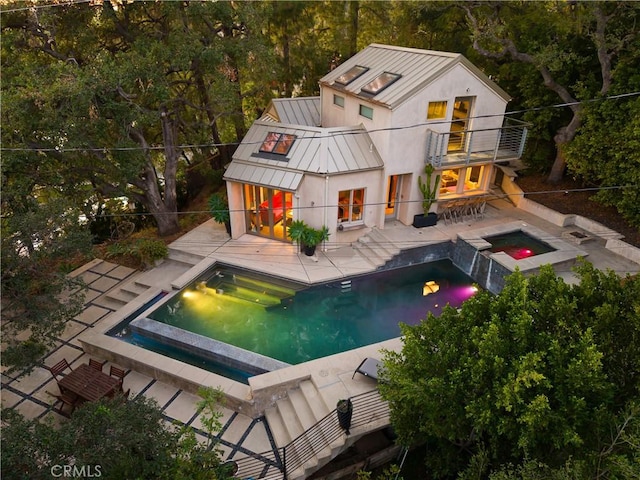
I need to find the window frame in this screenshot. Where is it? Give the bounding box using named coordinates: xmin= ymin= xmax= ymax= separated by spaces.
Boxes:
xmin=333 ymin=94 xmax=345 ymax=108
xmin=361 ymin=72 xmax=401 ymax=96
xmin=338 ymin=188 xmax=365 ymax=226
xmin=335 ymin=65 xmax=369 ymax=85
xmin=359 ymin=104 xmax=374 ymax=120
xmin=259 ymin=132 xmax=297 ymax=156
xmin=427 ymin=100 xmax=448 ymax=120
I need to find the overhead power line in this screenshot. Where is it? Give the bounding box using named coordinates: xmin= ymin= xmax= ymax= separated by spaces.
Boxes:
xmin=86 ymin=185 xmax=638 ymax=219
xmin=2 ymin=91 xmax=639 ymax=153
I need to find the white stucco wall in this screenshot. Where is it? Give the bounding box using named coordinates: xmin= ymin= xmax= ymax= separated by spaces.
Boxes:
xmin=298 ymin=169 xmax=385 ymax=242
xmin=320 ymin=64 xmax=510 ymax=221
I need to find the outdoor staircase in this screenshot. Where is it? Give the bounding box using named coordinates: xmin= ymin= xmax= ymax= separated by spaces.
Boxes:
xmin=257 ymin=381 xmax=390 ymax=480
xmin=93 ymin=249 xmax=204 ymax=311
xmin=264 ymin=380 xmax=335 ymax=479
xmin=352 ymin=228 xmax=401 ymax=269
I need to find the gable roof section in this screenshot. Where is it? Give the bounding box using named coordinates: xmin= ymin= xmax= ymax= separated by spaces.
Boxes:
xmin=262 ymin=97 xmax=321 ymax=127
xmin=320 ymin=43 xmax=511 ymax=109
xmin=226 ymin=120 xmax=383 ymax=189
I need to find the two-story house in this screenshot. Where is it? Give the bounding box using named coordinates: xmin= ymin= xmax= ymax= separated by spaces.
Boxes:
xmin=223 ymin=43 xmax=528 ymax=247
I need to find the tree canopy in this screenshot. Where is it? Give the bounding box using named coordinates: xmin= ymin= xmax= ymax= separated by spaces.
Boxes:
xmin=2 ymin=0 xmax=639 ymax=375
xmin=0 ymin=387 xmax=231 ymax=480
xmin=379 ymin=262 xmax=640 ymax=479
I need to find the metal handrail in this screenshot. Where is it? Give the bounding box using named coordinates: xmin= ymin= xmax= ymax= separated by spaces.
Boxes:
xmin=233 ymin=388 xmax=389 ymax=479
xmin=426 ymin=118 xmax=529 ymax=167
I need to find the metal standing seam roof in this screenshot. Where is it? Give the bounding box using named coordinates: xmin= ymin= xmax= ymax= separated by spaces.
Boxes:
xmin=320 ymin=43 xmax=511 ymax=109
xmin=223 ymin=161 xmax=303 ymax=190
xmin=225 ymin=120 xmax=383 ymax=187
xmin=266 ymin=97 xmax=321 ymax=127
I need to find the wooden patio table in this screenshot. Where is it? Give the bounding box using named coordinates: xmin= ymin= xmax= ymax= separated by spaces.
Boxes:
xmin=57 ymin=364 xmax=121 ymax=403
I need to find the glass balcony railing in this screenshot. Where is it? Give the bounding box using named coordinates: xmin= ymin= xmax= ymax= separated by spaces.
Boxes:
xmin=426 ymin=118 xmax=529 ymax=167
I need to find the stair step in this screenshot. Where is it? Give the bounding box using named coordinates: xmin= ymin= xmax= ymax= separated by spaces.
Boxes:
xmin=299 ymin=380 xmax=330 ymax=419
xmin=289 ymin=388 xmax=332 ymax=461
xmin=277 ymin=399 xmax=319 ymax=471
xmin=167 ymin=247 xmax=205 ymax=266
xmin=264 ymin=406 xmax=291 ymax=447
xmin=367 ymin=229 xmax=401 ymax=256
xmin=105 ymin=288 xmax=138 ymax=303
xmin=354 ymin=242 xmax=386 ymax=267
xmin=91 ymin=295 xmax=127 ymax=311
xmin=120 ymin=280 xmax=151 ymax=296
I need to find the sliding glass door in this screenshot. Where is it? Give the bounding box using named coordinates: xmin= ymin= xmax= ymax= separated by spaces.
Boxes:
xmin=243 ymin=184 xmax=293 ymax=241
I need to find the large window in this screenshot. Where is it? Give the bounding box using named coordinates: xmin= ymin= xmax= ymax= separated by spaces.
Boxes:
xmin=244 ymin=185 xmax=293 ymax=241
xmin=338 ymin=189 xmax=364 ymax=224
xmin=359 ymin=105 xmax=373 ymax=120
xmin=427 ymin=101 xmax=448 ymax=120
xmin=439 ymin=166 xmax=485 ymax=196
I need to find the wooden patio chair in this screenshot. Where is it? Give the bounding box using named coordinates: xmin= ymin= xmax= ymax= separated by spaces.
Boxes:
xmin=88 ymin=358 xmax=107 ymax=372
xmin=46 ymin=359 xmax=73 ymax=380
xmin=50 ymin=391 xmax=80 ymax=417
xmin=109 ymin=365 xmax=128 ymax=392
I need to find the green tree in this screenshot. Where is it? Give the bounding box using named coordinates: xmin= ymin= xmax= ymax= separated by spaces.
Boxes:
xmin=379 ymin=262 xmax=640 ymax=478
xmin=564 ymin=96 xmax=640 ymax=228
xmin=462 ymin=2 xmax=640 ymax=184
xmin=0 ymin=387 xmax=231 ymax=480
xmin=1 ymin=1 xmax=272 ymax=237
xmin=0 ymin=196 xmax=92 ymax=374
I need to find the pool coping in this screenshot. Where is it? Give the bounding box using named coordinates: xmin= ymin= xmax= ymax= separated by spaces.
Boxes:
xmin=78 ymin=268 xmax=405 ymax=417
xmin=457 ymin=221 xmax=588 ymax=272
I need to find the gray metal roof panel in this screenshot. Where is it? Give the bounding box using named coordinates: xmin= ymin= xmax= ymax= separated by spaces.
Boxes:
xmin=270 ymin=97 xmax=321 ymax=126
xmin=223 ymin=162 xmax=303 ymax=190
xmin=320 ymin=43 xmax=510 ymax=108
xmin=230 ymin=121 xmax=383 ymax=176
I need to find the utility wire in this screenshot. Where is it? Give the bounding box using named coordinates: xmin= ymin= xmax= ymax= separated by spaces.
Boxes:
xmin=78 ymin=184 xmax=638 ymax=219
xmin=0 ymin=0 xmax=93 ymax=14
xmin=2 ymin=91 xmax=639 ymax=153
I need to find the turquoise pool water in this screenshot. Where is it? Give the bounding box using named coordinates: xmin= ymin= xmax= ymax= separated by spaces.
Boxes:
xmin=146 ymin=260 xmax=477 ymax=365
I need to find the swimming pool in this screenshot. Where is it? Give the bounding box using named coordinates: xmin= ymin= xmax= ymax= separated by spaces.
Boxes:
xmin=138 ymin=260 xmax=477 ymax=366
xmin=485 ymin=230 xmax=556 ymax=259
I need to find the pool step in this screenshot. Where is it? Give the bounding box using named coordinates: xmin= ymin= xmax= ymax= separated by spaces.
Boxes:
xmin=213 ymin=281 xmax=285 ymax=307
xmin=353 ymin=228 xmax=401 ymax=268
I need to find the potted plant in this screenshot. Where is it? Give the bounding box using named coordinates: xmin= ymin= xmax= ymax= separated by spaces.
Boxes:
xmin=301 ymin=224 xmax=329 ymax=256
xmin=208 ymin=193 xmax=231 ymax=236
xmin=288 ymin=221 xmax=329 ymax=256
xmin=413 ymin=163 xmax=440 ymax=228
xmin=336 ymin=398 xmax=353 ymax=434
xmin=287 ymin=219 xmax=307 ymax=252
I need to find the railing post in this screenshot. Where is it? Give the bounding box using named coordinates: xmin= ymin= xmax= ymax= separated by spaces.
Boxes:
xmin=282 ymin=447 xmax=287 ymax=479
xmin=493 ymin=128 xmax=502 ymax=161
xmin=466 ymin=130 xmax=473 ymax=164
xmin=438 ymin=134 xmax=446 ymax=167
xmin=518 ymin=127 xmax=528 ymax=157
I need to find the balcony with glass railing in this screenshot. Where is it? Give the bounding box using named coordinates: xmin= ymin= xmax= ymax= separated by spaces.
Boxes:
xmin=426 ymin=118 xmax=529 ymax=168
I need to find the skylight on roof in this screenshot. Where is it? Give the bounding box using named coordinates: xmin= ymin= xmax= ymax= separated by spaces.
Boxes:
xmin=335 ymin=65 xmax=369 ymax=85
xmin=361 ymin=72 xmax=401 ymax=95
xmin=260 ymin=132 xmax=296 ymax=155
